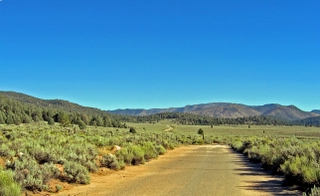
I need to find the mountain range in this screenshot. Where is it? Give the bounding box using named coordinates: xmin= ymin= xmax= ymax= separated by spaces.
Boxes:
xmin=109 ymin=103 xmax=320 ymax=121
xmin=1 ymin=91 xmax=319 ymax=122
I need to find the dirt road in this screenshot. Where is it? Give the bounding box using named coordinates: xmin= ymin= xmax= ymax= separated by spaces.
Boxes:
xmin=55 ymin=145 xmax=300 ymax=196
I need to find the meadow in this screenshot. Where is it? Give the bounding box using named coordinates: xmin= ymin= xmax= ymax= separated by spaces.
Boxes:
xmin=1 ymin=121 xmax=320 ymax=195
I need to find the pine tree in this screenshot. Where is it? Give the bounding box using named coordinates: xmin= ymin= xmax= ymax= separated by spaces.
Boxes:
xmin=0 ymin=111 xmax=5 ymax=124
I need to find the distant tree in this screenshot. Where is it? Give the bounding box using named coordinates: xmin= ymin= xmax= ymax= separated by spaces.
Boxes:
xmin=77 ymin=120 xmax=87 ymax=130
xmin=198 ymin=128 xmax=205 ymax=139
xmin=90 ymin=116 xmax=103 ymax=127
xmin=21 ymin=113 xmax=32 ymax=123
xmin=81 ymin=114 xmax=89 ymax=125
xmin=31 ymin=109 xmax=42 ymax=122
xmin=129 ymin=127 xmax=137 ymax=134
xmin=48 ymin=117 xmax=55 ymax=125
xmin=6 ymin=111 xmax=15 ymax=124
xmin=13 ymin=115 xmax=21 ymax=125
xmin=0 ymin=111 xmax=6 ymax=124
xmin=58 ymin=112 xmax=70 ymax=127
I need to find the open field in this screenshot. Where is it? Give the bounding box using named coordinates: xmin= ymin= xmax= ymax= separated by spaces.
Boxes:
xmin=1 ymin=121 xmax=320 ymax=195
xmin=127 ymin=120 xmax=320 ymax=139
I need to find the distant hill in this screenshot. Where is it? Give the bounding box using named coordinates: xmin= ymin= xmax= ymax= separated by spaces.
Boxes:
xmin=0 ymin=91 xmax=104 ymax=115
xmin=0 ymin=91 xmax=125 ymax=127
xmin=109 ymin=103 xmax=320 ymax=121
xmin=2 ymin=91 xmax=320 ymax=125
xmin=294 ymin=116 xmax=320 ymax=126
xmin=312 ymin=110 xmax=320 ymax=114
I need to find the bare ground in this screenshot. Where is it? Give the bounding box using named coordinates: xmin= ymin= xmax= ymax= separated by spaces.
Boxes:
xmin=49 ymin=145 xmax=300 ymax=196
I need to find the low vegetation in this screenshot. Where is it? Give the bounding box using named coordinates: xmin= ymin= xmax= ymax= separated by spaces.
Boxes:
xmin=0 ymin=117 xmax=320 ymax=194
xmin=0 ymin=168 xmax=21 ymax=196
xmin=229 ymin=135 xmax=320 ymax=194
xmin=120 ymin=112 xmax=293 ymax=126
xmin=0 ymin=121 xmax=209 ymax=193
xmin=2 ymin=92 xmax=320 ymax=195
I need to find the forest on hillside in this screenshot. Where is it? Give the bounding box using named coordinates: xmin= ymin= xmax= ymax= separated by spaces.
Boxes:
xmin=118 ymin=112 xmax=293 ymax=126
xmin=1 ymin=92 xmax=319 ymax=127
xmin=0 ymin=94 xmax=127 ymax=128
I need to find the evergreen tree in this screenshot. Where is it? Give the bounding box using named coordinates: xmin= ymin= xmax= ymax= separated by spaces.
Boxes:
xmin=77 ymin=120 xmax=87 ymax=130
xmin=6 ymin=111 xmax=15 ymax=124
xmin=198 ymin=128 xmax=205 ymax=139
xmin=0 ymin=111 xmax=5 ymax=124
xmin=48 ymin=117 xmax=55 ymax=125
xmin=58 ymin=112 xmax=70 ymax=127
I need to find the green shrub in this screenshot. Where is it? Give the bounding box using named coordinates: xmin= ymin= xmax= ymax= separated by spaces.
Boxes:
xmin=118 ymin=160 xmax=126 ymax=170
xmin=161 ymin=140 xmax=170 ymax=149
xmin=41 ymin=163 xmax=60 ymax=183
xmin=155 ymin=145 xmax=166 ymax=155
xmin=169 ymin=143 xmax=175 ymax=150
xmin=117 ymin=145 xmax=145 ymax=166
xmin=231 ymin=140 xmax=245 ymax=152
xmin=55 ymin=184 xmax=63 ymax=192
xmin=100 ymin=154 xmax=121 ymax=170
xmin=246 ymin=146 xmax=261 ymax=162
xmin=24 ymin=175 xmax=48 ymax=191
xmin=116 ymin=147 xmax=133 ymax=165
xmin=10 ymin=155 xmax=54 ymax=191
xmin=143 ymin=142 xmax=158 ymax=161
xmin=0 ymin=169 xmax=21 ymax=196
xmin=130 ymin=145 xmax=145 ymax=165
xmin=197 ymin=128 xmax=204 ymax=135
xmin=61 ymin=161 xmax=90 ymax=184
xmin=303 ymin=186 xmax=320 ymax=196
xmin=129 ymin=127 xmax=136 ymax=134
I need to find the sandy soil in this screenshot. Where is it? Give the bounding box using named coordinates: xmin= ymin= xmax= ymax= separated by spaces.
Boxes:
xmin=36 ymin=145 xmax=300 ymax=196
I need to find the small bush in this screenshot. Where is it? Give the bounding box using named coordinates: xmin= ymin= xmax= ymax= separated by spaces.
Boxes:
xmin=116 ymin=148 xmax=132 ymax=165
xmin=62 ymin=161 xmax=90 ymax=184
xmin=55 ymin=184 xmax=63 ymax=192
xmin=231 ymin=140 xmax=245 ymax=152
xmin=155 ymin=145 xmax=166 ymax=155
xmin=11 ymin=155 xmax=52 ymax=191
xmin=129 ymin=127 xmax=136 ymax=134
xmin=143 ymin=142 xmax=158 ymax=161
xmin=303 ymin=186 xmax=320 ymax=196
xmin=0 ymin=169 xmax=21 ymax=196
xmin=117 ymin=145 xmax=145 ymax=166
xmin=198 ymin=128 xmax=204 ymax=135
xmin=130 ymin=145 xmax=145 ymax=165
xmin=100 ymin=154 xmax=121 ymax=170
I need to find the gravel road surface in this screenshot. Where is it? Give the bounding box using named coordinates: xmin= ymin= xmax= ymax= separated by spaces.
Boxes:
xmin=55 ymin=145 xmax=300 ymax=196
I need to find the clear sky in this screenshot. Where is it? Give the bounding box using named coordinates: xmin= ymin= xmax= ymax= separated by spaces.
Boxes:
xmin=1 ymin=0 xmax=319 ymax=111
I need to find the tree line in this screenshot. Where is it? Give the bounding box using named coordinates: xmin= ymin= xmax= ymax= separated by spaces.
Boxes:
xmin=0 ymin=94 xmax=126 ymax=128
xmin=117 ymin=112 xmax=293 ymax=126
xmin=1 ymin=91 xmax=318 ymax=127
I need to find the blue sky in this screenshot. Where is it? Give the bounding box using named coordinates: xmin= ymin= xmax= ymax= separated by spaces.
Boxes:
xmin=1 ymin=0 xmax=319 ymax=111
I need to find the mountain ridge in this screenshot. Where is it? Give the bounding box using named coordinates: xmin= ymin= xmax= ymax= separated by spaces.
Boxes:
xmin=1 ymin=91 xmax=319 ymax=122
xmin=0 ymin=91 xmax=109 ymax=117
xmin=109 ymin=102 xmax=320 ymax=121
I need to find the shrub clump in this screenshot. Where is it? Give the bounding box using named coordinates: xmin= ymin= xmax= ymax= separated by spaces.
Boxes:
xmin=230 ymin=136 xmax=320 ymax=188
xmin=61 ymin=161 xmax=90 ymax=184
xmin=155 ymin=145 xmax=166 ymax=155
xmin=0 ymin=169 xmax=21 ymax=196
xmin=116 ymin=145 xmax=145 ymax=166
xmin=143 ymin=142 xmax=158 ymax=161
xmin=8 ymin=154 xmax=59 ymax=191
xmin=100 ymin=154 xmax=124 ymax=170
xmin=129 ymin=127 xmax=137 ymax=134
xmin=303 ymin=186 xmax=320 ymax=196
